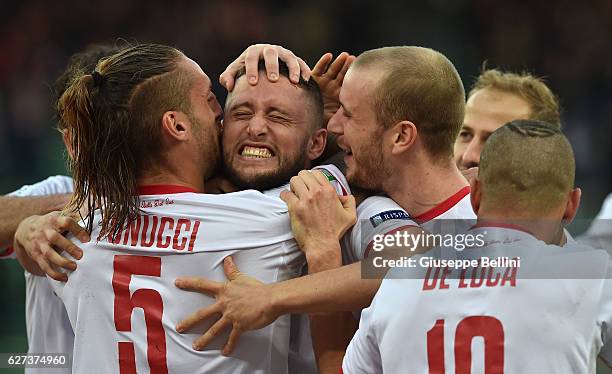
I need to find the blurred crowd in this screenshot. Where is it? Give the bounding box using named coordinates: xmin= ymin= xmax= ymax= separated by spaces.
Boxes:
xmin=0 ymin=0 xmax=611 ymax=217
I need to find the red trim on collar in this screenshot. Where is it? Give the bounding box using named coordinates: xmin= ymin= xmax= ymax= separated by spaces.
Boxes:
xmin=137 ymin=185 xmax=199 ymax=195
xmin=414 ymin=186 xmax=471 ymax=223
xmin=470 ymin=221 xmax=534 ymax=236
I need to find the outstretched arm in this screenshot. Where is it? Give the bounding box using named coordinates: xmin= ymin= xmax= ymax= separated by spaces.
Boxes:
xmin=0 ymin=194 xmax=71 ymax=250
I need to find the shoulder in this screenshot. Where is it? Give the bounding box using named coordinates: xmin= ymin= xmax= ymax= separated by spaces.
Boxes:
xmin=9 ymin=175 xmax=74 ymax=196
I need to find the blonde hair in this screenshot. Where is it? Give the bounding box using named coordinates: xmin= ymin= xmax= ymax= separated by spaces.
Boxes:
xmin=470 ymin=68 xmax=561 ymax=128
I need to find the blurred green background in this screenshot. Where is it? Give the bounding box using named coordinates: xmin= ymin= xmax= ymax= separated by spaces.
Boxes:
xmin=1 ymin=0 xmax=611 ymax=372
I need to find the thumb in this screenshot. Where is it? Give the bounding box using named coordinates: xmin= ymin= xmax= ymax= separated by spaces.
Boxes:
xmin=223 ymin=256 xmax=241 ymax=280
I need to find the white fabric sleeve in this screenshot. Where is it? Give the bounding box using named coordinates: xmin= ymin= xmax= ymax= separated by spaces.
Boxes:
xmin=8 ymin=175 xmax=74 ymax=197
xmin=598 ymin=262 xmax=612 ymax=365
xmin=312 ymin=164 xmax=351 ymax=196
xmin=1 ymin=175 xmax=74 ymax=259
xmin=342 ymin=289 xmax=383 ymax=374
xmin=343 ymin=195 xmax=419 ymax=264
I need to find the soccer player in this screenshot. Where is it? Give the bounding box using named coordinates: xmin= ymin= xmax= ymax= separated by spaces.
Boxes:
xmin=454 ymin=68 xmax=561 ymax=171
xmin=15 ymin=45 xmax=409 ymax=373
xmin=0 ymin=45 xmax=122 ymax=374
xmin=342 ymin=120 xmax=611 ymax=373
xmin=20 ymin=43 xmax=314 ymax=373
xmin=174 ymin=46 xmax=478 ymax=373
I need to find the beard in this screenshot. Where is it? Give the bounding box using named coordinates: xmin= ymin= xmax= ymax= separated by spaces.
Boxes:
xmin=346 ymin=138 xmax=391 ymax=192
xmin=223 ymin=140 xmax=310 ymax=191
xmin=191 ymin=115 xmax=222 ymax=180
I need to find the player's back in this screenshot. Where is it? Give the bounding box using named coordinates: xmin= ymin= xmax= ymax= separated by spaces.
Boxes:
xmin=50 ymin=187 xmax=302 ymax=374
xmin=345 ymin=226 xmax=612 ymax=374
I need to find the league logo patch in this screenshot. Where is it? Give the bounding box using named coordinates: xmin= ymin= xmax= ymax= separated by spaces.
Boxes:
xmin=370 ymin=210 xmax=411 ymax=227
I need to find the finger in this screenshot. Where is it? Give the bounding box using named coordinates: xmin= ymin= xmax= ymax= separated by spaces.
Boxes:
xmin=222 ymin=326 xmax=243 ymax=355
xmin=263 ymin=47 xmax=280 ymax=82
xmin=60 ymin=216 xmax=90 ymax=243
xmin=42 ymin=243 xmax=77 ymax=271
xmin=339 ymin=195 xmax=357 ymax=213
xmin=297 ymin=169 xmax=323 ymax=188
xmin=193 ymin=317 xmax=232 ymax=351
xmin=37 ymin=255 xmax=67 ymax=282
xmin=44 ymin=228 xmax=79 ymax=259
xmin=175 ymin=277 xmax=224 ymax=295
xmin=289 ymin=175 xmax=309 ymax=198
xmin=223 ymin=256 xmax=241 ymax=281
xmin=244 ymin=46 xmax=264 ymax=85
xmin=219 ymin=56 xmax=243 ymax=92
xmin=50 ymin=234 xmax=83 ymax=261
xmin=278 ymin=47 xmax=300 ymax=84
xmin=279 ymin=190 xmax=299 ymax=206
xmin=297 ymin=57 xmax=312 ymax=81
xmin=312 ymin=53 xmax=333 ymax=77
xmin=336 ymin=55 xmax=355 ymax=83
xmin=176 ymin=303 xmax=222 ymax=333
xmin=312 ymin=170 xmax=332 ymax=186
xmin=326 ymin=52 xmax=349 ymax=78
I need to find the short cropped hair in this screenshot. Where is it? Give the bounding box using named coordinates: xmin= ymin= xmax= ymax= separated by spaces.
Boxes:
xmin=479 ymin=119 xmax=574 ymax=214
xmin=353 ymin=46 xmax=466 ymax=161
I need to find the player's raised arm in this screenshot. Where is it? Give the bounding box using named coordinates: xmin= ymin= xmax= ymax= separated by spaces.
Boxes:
xmin=0 ymin=194 xmax=71 ymax=250
xmin=219 ymin=44 xmax=311 ymax=91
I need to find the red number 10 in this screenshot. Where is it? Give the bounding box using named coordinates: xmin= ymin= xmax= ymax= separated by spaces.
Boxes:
xmin=427 ymin=316 xmax=504 ymax=374
xmin=112 ymin=255 xmax=168 ymax=374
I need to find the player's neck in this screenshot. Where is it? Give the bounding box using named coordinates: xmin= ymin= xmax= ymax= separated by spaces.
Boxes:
xmin=138 ymin=168 xmax=205 ymax=193
xmin=385 ymin=159 xmax=468 ymax=217
xmin=475 ymin=211 xmax=565 ymax=245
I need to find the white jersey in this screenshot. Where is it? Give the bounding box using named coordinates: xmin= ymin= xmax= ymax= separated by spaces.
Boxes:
xmin=1 ymin=175 xmax=74 ymax=259
xmin=344 ymin=186 xmax=475 ymax=262
xmin=4 ymin=175 xmax=74 ymax=374
xmin=343 ymin=226 xmax=612 ymax=374
xmin=579 ymin=192 xmax=612 ymax=249
xmin=49 ymin=186 xmax=302 ymax=374
xmin=264 ymin=164 xmax=353 ymax=374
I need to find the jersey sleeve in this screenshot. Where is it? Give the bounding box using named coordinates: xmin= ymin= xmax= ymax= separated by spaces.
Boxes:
xmin=1 ymin=175 xmax=74 ymax=259
xmin=342 ymin=290 xmax=383 ymax=374
xmin=312 ymin=164 xmax=351 ymax=196
xmin=8 ymin=175 xmax=74 ymax=197
xmin=598 ymin=262 xmax=612 ymax=365
xmin=342 ymin=195 xmax=419 ymax=263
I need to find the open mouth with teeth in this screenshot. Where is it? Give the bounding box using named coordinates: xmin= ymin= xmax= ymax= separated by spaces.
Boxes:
xmin=240 ymin=145 xmax=275 ymax=159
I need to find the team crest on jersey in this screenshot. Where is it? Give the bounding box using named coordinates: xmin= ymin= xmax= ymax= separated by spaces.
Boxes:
xmin=370 ymin=210 xmax=411 ymax=227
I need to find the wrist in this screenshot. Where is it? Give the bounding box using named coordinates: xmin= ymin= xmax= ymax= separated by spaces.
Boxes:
xmin=303 ymin=238 xmax=342 ymax=273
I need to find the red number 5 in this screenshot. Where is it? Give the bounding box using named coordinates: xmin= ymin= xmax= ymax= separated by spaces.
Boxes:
xmin=112 ymin=255 xmax=168 ymax=374
xmin=427 ymin=316 xmax=504 ymax=374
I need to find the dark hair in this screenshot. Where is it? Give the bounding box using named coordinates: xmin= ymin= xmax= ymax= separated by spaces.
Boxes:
xmin=58 ymin=43 xmax=192 ymax=239
xmin=235 ymin=60 xmax=324 ymax=130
